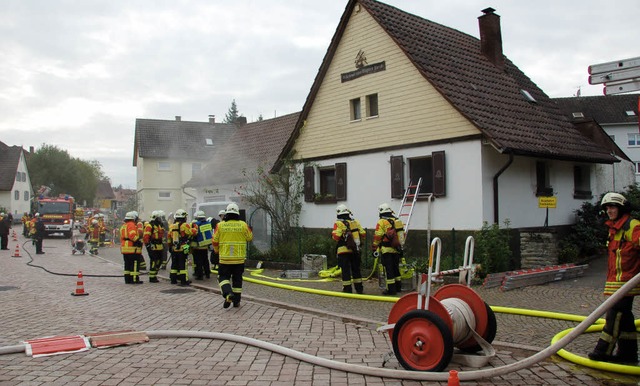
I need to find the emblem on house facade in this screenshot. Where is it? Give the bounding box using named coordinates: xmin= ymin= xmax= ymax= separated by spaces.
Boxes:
xmin=355 ymin=50 xmax=368 ymax=69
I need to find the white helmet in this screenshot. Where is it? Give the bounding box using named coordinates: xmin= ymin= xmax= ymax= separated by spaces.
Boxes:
xmin=225 ymin=203 xmax=240 ymax=215
xmin=194 ymin=210 xmax=206 ymax=219
xmin=174 ymin=209 xmax=188 ymax=219
xmin=378 ymin=203 xmax=394 ymax=214
xmin=218 ymin=209 xmax=226 ymax=216
xmin=601 ymin=192 xmax=627 ymax=208
xmin=131 ymin=211 xmax=139 ymax=219
xmin=92 ymin=219 xmax=98 ymax=225
xmin=124 ymin=211 xmax=136 ymax=220
xmin=336 ymin=204 xmax=350 ymax=216
xmin=35 ymin=212 xmax=40 ymax=217
xmin=150 ymin=210 xmax=159 ymax=220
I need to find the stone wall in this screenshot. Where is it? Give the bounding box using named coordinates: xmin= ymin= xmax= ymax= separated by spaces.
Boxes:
xmin=519 ymin=230 xmax=559 ymax=268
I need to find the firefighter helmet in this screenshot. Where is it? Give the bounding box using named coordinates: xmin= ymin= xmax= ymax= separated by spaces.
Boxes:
xmin=124 ymin=211 xmax=136 ymax=220
xmin=131 ymin=211 xmax=139 ymax=219
xmin=150 ymin=211 xmax=159 ymax=221
xmin=92 ymin=219 xmax=98 ymax=225
xmin=225 ymin=203 xmax=240 ymax=215
xmin=336 ymin=204 xmax=350 ymax=216
xmin=174 ymin=209 xmax=188 ymax=219
xmin=601 ymin=192 xmax=628 ymax=209
xmin=218 ymin=209 xmax=226 ymax=216
xmin=378 ymin=203 xmax=394 ymax=214
xmin=194 ymin=210 xmax=206 ymax=219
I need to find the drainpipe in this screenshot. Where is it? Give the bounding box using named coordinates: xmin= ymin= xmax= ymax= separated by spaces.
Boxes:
xmin=493 ymin=153 xmax=514 ymax=224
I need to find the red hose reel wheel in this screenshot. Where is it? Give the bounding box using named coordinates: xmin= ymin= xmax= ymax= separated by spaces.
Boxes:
xmin=433 ymin=284 xmax=496 ymax=350
xmin=387 ymin=293 xmax=453 ymax=342
xmin=391 ymin=309 xmax=454 ymax=372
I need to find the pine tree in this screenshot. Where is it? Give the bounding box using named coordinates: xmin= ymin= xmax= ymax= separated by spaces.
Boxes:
xmin=224 ymin=99 xmax=240 ymax=123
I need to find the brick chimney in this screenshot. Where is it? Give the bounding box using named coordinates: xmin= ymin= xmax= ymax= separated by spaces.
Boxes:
xmin=235 ymin=116 xmax=247 ymax=126
xmin=208 ymin=115 xmax=215 ymax=124
xmin=175 ymin=116 xmax=181 ymax=121
xmin=478 ymin=7 xmax=504 ymax=70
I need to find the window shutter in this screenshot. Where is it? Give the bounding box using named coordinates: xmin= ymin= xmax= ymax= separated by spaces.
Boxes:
xmin=390 ymin=155 xmax=404 ymax=198
xmin=335 ymin=162 xmax=347 ymax=201
xmin=432 ymin=151 xmax=446 ymax=197
xmin=304 ymin=166 xmax=315 ymax=202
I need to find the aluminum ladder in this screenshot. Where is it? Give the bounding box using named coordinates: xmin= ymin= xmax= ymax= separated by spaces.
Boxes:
xmin=396 ymin=177 xmax=422 ymax=246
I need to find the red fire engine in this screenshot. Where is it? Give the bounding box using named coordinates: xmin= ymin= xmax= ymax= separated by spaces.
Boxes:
xmin=36 ymin=194 xmax=76 ymax=238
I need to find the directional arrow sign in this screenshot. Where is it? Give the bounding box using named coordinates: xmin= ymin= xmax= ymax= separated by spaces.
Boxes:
xmin=604 ymin=80 xmax=640 ymax=95
xmin=589 ymin=56 xmax=640 ymax=75
xmin=589 ymin=67 xmax=640 ymax=84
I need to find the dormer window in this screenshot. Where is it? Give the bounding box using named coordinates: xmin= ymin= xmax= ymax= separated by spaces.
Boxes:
xmin=520 ymin=89 xmax=537 ymax=103
xmin=572 ymin=112 xmax=584 ymax=118
xmin=205 ymin=138 xmax=214 ymax=146
xmin=626 ymin=110 xmax=636 ymax=116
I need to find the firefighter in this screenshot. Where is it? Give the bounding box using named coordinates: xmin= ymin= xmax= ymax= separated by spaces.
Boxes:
xmin=30 ymin=213 xmax=46 ymax=254
xmin=120 ymin=211 xmax=143 ymax=284
xmin=0 ymin=212 xmax=10 ymax=250
xmin=143 ymin=211 xmax=165 ymax=283
xmin=132 ymin=211 xmax=147 ymax=271
xmin=331 ymin=204 xmax=366 ymax=294
xmin=96 ymin=214 xmax=106 ymax=246
xmin=371 ymin=203 xmax=405 ymax=295
xmin=158 ymin=210 xmax=170 ymax=270
xmin=589 ymin=192 xmax=640 ymax=364
xmin=86 ymin=219 xmax=100 ymax=254
xmin=192 ymin=210 xmax=213 ymax=280
xmin=21 ymin=212 xmax=30 ymax=237
xmin=213 ymin=203 xmax=253 ymax=308
xmin=168 ymin=209 xmax=195 ymax=286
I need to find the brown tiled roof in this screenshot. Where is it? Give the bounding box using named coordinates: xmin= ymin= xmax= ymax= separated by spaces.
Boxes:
xmin=95 ymin=179 xmax=115 ymax=199
xmin=0 ymin=142 xmax=24 ymax=191
xmin=553 ymin=94 xmax=639 ymax=125
xmin=186 ymin=112 xmax=300 ymax=187
xmin=133 ymin=118 xmax=236 ymax=165
xmin=280 ymin=0 xmax=618 ymax=164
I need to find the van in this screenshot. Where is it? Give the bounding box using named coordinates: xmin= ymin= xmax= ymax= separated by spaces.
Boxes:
xmin=195 ymin=201 xmax=246 ymax=222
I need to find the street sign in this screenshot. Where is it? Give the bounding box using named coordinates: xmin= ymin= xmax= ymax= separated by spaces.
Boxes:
xmin=605 ymin=80 xmax=640 ymax=95
xmin=588 ymin=56 xmax=640 ymax=95
xmin=538 ymin=196 xmax=557 ymax=208
xmin=588 ymin=56 xmax=640 ymax=75
xmin=589 ymin=67 xmax=640 ymax=85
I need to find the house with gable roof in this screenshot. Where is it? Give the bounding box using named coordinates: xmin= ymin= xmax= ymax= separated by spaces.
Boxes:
xmin=133 ymin=115 xmax=236 ymax=221
xmin=185 ymin=111 xmax=301 ymax=250
xmin=277 ymin=0 xmax=620 ymax=237
xmin=0 ymin=141 xmax=33 ymax=221
xmin=554 ymin=94 xmax=639 ymax=185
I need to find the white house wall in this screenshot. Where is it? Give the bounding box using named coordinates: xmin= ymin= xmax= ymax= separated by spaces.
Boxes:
xmin=299 ymin=139 xmax=485 ymax=231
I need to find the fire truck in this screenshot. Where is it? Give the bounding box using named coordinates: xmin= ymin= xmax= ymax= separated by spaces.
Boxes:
xmin=36 ymin=194 xmax=76 ymax=238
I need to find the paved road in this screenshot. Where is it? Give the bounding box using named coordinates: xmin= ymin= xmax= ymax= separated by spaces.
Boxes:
xmin=1 ymin=232 xmax=639 ymax=385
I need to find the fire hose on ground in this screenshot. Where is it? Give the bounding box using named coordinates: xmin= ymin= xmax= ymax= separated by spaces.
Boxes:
xmin=2 ymin=268 xmax=639 ymax=380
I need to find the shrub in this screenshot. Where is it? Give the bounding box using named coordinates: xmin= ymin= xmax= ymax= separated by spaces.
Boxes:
xmin=473 ymin=220 xmax=511 ymax=277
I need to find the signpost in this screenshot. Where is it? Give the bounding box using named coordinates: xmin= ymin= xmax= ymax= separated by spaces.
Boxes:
xmin=538 ymin=196 xmax=557 ymax=227
xmin=588 ymin=56 xmax=640 ymax=95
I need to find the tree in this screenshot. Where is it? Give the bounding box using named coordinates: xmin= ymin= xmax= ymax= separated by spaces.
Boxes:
xmin=27 ymin=144 xmax=103 ymax=205
xmin=239 ymin=159 xmax=304 ymax=244
xmin=224 ymin=99 xmax=240 ymax=123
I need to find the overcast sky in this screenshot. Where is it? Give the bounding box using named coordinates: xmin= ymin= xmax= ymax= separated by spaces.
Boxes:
xmin=1 ymin=0 xmax=638 ymax=189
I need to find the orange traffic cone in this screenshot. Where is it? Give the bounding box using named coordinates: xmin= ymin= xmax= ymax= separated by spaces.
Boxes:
xmin=12 ymin=244 xmax=22 ymax=257
xmin=71 ymin=271 xmax=89 ymax=296
xmin=12 ymin=231 xmax=17 ymax=241
xmin=448 ymin=370 xmax=460 ymax=386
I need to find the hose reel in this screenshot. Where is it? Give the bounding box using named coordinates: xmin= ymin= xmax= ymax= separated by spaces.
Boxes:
xmin=378 ymin=236 xmax=497 ymax=371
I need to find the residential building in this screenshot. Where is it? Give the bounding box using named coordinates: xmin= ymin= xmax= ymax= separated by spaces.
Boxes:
xmin=133 ymin=115 xmax=235 ymax=221
xmin=278 ymin=0 xmax=623 ymax=234
xmin=554 ymin=94 xmax=640 ymax=185
xmin=0 ymin=142 xmax=33 ymax=221
xmin=95 ymin=179 xmax=116 ymax=212
xmin=186 ymin=112 xmax=301 ymax=250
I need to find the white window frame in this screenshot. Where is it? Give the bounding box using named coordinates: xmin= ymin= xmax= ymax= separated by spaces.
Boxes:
xmin=158 ymin=191 xmax=172 ymax=200
xmin=157 ymin=161 xmax=172 ymax=171
xmin=628 ymin=133 xmax=640 ymax=147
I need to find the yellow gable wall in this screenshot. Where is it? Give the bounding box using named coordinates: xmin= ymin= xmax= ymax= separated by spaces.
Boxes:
xmin=293 ymin=5 xmax=479 ymax=160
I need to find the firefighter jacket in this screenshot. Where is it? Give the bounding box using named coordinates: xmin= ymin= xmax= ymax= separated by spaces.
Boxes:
xmin=28 ymin=218 xmax=37 ymax=237
xmin=143 ymin=221 xmax=165 ymax=251
xmin=212 ymin=219 xmax=253 ymax=265
xmin=372 ymin=216 xmax=405 ymax=254
xmin=87 ymin=224 xmax=101 ymax=242
xmin=193 ymin=219 xmax=213 ymax=249
xmin=332 ymin=219 xmax=365 ymax=255
xmin=604 ymin=213 xmax=640 ymax=296
xmin=120 ymin=220 xmax=142 ymax=254
xmin=98 ymin=218 xmax=106 ymax=234
xmin=168 ymin=220 xmax=196 ymax=252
